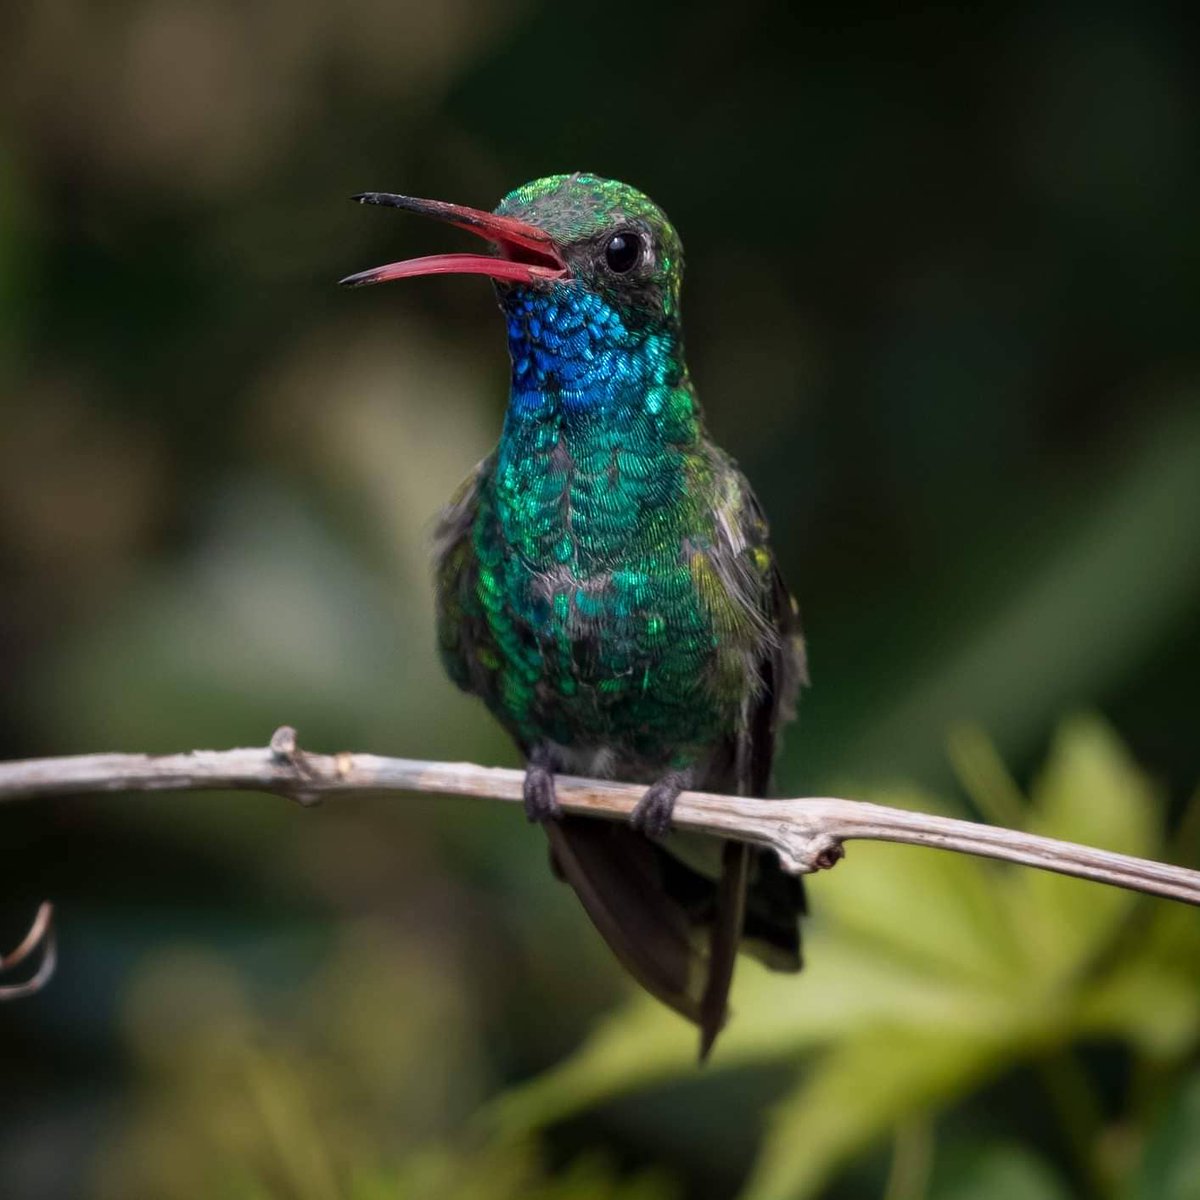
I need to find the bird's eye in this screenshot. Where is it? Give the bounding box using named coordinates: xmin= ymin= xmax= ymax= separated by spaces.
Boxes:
xmin=603 ymin=231 xmax=643 ymax=274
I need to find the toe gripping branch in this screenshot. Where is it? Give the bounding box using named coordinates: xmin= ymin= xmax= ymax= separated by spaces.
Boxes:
xmin=0 ymin=902 xmax=56 ymax=1000
xmin=523 ymin=750 xmax=563 ymax=824
xmin=630 ymin=771 xmax=691 ymax=838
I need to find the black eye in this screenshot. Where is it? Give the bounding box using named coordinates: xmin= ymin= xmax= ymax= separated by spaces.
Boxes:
xmin=603 ymin=231 xmax=642 ymax=274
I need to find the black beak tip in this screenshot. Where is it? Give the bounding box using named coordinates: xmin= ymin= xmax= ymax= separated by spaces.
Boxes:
xmin=352 ymin=192 xmax=409 ymax=209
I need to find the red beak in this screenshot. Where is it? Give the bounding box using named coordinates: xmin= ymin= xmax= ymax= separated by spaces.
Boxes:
xmin=339 ymin=192 xmax=569 ymax=288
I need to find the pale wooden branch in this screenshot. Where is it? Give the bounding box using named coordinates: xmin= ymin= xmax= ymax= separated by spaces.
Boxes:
xmin=1 ymin=727 xmax=1197 ymax=912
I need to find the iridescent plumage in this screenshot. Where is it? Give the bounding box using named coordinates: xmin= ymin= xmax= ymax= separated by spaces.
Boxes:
xmin=346 ymin=173 xmax=807 ymax=1058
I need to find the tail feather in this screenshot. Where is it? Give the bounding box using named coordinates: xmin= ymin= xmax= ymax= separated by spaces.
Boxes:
xmin=742 ymin=852 xmax=805 ymax=972
xmin=545 ymin=817 xmax=706 ymax=1024
xmin=698 ymin=840 xmax=751 ymax=1060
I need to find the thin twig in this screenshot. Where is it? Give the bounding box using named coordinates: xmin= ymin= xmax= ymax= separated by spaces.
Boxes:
xmin=1 ymin=726 xmax=1196 ymax=910
xmin=0 ymin=902 xmax=56 ymax=1000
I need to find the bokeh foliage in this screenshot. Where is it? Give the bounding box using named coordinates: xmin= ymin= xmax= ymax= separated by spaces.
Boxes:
xmin=82 ymin=722 xmax=1200 ymax=1199
xmin=1 ymin=1 xmax=1197 ymax=1197
xmin=491 ymin=718 xmax=1200 ymax=1198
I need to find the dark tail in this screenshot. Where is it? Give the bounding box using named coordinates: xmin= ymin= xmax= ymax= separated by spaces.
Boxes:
xmin=544 ymin=817 xmax=706 ymax=1024
xmin=545 ymin=817 xmax=758 ymax=1061
xmin=698 ymin=840 xmax=751 ymax=1061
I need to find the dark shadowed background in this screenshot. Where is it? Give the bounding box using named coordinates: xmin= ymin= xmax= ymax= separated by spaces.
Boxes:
xmin=1 ymin=2 xmax=1197 ymax=1198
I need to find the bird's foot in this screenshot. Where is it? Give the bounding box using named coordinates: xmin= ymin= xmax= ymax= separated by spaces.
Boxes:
xmin=523 ymin=760 xmax=562 ymax=824
xmin=630 ymin=770 xmax=690 ymax=838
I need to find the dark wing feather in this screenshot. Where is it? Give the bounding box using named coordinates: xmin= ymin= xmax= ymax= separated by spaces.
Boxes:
xmin=697 ymin=465 xmax=807 ymax=1053
xmin=433 ymin=454 xmax=499 ymax=699
xmin=739 ymin=500 xmax=807 ymax=973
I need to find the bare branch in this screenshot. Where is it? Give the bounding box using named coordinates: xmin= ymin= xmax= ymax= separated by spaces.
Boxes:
xmin=1 ymin=726 xmax=1197 ymax=911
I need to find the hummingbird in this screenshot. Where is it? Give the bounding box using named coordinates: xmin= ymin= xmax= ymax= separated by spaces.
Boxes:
xmin=342 ymin=173 xmax=806 ymax=1058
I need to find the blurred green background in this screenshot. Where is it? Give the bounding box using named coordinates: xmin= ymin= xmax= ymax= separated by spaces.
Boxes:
xmin=1 ymin=1 xmax=1198 ymax=1197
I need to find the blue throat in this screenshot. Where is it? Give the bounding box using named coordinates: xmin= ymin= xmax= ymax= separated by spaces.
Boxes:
xmin=500 ymin=284 xmax=684 ymax=422
xmin=491 ymin=284 xmax=699 ymax=568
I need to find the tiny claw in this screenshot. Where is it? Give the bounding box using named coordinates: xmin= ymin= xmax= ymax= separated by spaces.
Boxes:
xmin=630 ymin=773 xmax=688 ymax=838
xmin=523 ymin=763 xmax=562 ymax=824
xmin=0 ymin=902 xmax=56 ymax=1001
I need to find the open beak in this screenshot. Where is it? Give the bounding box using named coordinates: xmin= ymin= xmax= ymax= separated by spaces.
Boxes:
xmin=339 ymin=192 xmax=569 ymax=288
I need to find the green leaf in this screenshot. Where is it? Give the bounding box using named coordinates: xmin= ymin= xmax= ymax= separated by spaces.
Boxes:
xmin=815 ymin=785 xmax=1025 ymax=988
xmin=1012 ymin=715 xmax=1161 ymax=980
xmin=488 ymin=934 xmax=1017 ymax=1138
xmin=930 ymin=1143 xmax=1072 ymax=1200
xmin=1129 ymin=1072 xmax=1200 ymax=1200
xmin=1078 ymin=906 xmax=1200 ymax=1056
xmin=491 ymin=717 xmax=1187 ymax=1198
xmin=740 ymin=1031 xmax=1007 ymax=1200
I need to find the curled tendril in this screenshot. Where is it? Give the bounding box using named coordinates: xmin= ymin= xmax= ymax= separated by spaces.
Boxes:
xmin=0 ymin=902 xmax=56 ymax=1000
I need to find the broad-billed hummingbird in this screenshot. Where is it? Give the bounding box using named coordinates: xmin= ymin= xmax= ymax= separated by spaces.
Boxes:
xmin=343 ymin=173 xmax=806 ymax=1059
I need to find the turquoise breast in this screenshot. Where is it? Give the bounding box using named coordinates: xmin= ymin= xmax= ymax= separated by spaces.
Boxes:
xmin=468 ymin=285 xmax=734 ymax=762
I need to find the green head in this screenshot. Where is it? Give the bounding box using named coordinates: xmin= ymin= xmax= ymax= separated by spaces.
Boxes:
xmin=494 ymin=173 xmax=684 ymax=330
xmin=341 ymin=173 xmax=685 ymax=335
